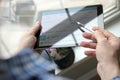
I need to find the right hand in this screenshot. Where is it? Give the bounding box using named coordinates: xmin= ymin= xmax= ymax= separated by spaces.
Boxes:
xmin=80 ymin=27 xmax=120 ymax=80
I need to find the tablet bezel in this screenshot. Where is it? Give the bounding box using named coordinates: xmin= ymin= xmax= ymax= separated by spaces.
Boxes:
xmin=35 ymin=4 xmax=103 ymax=49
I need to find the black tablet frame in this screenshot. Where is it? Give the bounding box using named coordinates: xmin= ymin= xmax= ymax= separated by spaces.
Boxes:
xmin=34 ymin=4 xmax=103 ymax=49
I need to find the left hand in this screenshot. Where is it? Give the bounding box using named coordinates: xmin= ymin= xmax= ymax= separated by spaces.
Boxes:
xmin=16 ymin=21 xmax=42 ymax=53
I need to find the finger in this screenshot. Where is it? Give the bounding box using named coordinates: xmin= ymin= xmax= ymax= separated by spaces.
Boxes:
xmin=80 ymin=41 xmax=96 ymax=49
xmin=84 ymin=50 xmax=96 ymax=56
xmin=82 ymin=32 xmax=96 ymax=42
xmin=94 ymin=30 xmax=107 ymax=43
xmin=28 ymin=36 xmax=37 ymax=48
xmin=28 ymin=21 xmax=42 ymax=35
xmin=92 ymin=27 xmax=115 ymax=38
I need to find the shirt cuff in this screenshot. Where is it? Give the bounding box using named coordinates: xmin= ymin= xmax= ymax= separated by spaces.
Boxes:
xmin=112 ymin=76 xmax=120 ymax=80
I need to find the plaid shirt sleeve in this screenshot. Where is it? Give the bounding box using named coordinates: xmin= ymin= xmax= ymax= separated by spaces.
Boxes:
xmin=0 ymin=48 xmax=70 ymax=80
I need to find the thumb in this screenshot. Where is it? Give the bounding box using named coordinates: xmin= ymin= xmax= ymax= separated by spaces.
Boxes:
xmin=94 ymin=30 xmax=107 ymax=43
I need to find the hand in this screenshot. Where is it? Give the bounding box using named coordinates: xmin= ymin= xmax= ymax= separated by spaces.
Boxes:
xmin=80 ymin=27 xmax=120 ymax=80
xmin=16 ymin=21 xmax=42 ymax=53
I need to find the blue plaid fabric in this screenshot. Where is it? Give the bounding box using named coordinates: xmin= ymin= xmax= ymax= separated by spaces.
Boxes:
xmin=0 ymin=48 xmax=70 ymax=80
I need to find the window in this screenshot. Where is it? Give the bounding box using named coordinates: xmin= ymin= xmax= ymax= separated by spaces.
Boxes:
xmin=103 ymin=0 xmax=120 ymax=24
xmin=60 ymin=0 xmax=120 ymax=24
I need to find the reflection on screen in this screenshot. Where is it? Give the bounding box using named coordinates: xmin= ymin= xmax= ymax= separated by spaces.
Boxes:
xmin=39 ymin=6 xmax=103 ymax=48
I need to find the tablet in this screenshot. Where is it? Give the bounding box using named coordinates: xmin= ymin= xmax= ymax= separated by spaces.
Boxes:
xmin=35 ymin=4 xmax=104 ymax=49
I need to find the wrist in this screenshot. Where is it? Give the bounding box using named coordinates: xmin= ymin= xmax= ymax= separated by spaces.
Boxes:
xmin=112 ymin=76 xmax=120 ymax=80
xmin=99 ymin=62 xmax=120 ymax=80
xmin=110 ymin=69 xmax=120 ymax=80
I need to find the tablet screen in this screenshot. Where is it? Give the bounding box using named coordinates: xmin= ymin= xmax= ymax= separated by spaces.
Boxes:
xmin=37 ymin=5 xmax=104 ymax=48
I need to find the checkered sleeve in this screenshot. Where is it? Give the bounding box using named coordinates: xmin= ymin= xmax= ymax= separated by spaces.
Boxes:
xmin=0 ymin=48 xmax=70 ymax=80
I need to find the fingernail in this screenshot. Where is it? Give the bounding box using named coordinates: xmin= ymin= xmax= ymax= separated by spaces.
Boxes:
xmin=94 ymin=30 xmax=99 ymax=34
xmin=95 ymin=30 xmax=102 ymax=34
xmin=95 ymin=30 xmax=98 ymax=32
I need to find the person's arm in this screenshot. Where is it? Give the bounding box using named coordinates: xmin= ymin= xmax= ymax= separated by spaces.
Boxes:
xmin=80 ymin=27 xmax=120 ymax=80
xmin=0 ymin=48 xmax=55 ymax=80
xmin=0 ymin=22 xmax=70 ymax=80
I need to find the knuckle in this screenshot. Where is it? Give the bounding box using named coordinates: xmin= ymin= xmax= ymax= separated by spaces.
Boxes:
xmin=31 ymin=36 xmax=37 ymax=42
xmin=99 ymin=38 xmax=107 ymax=43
